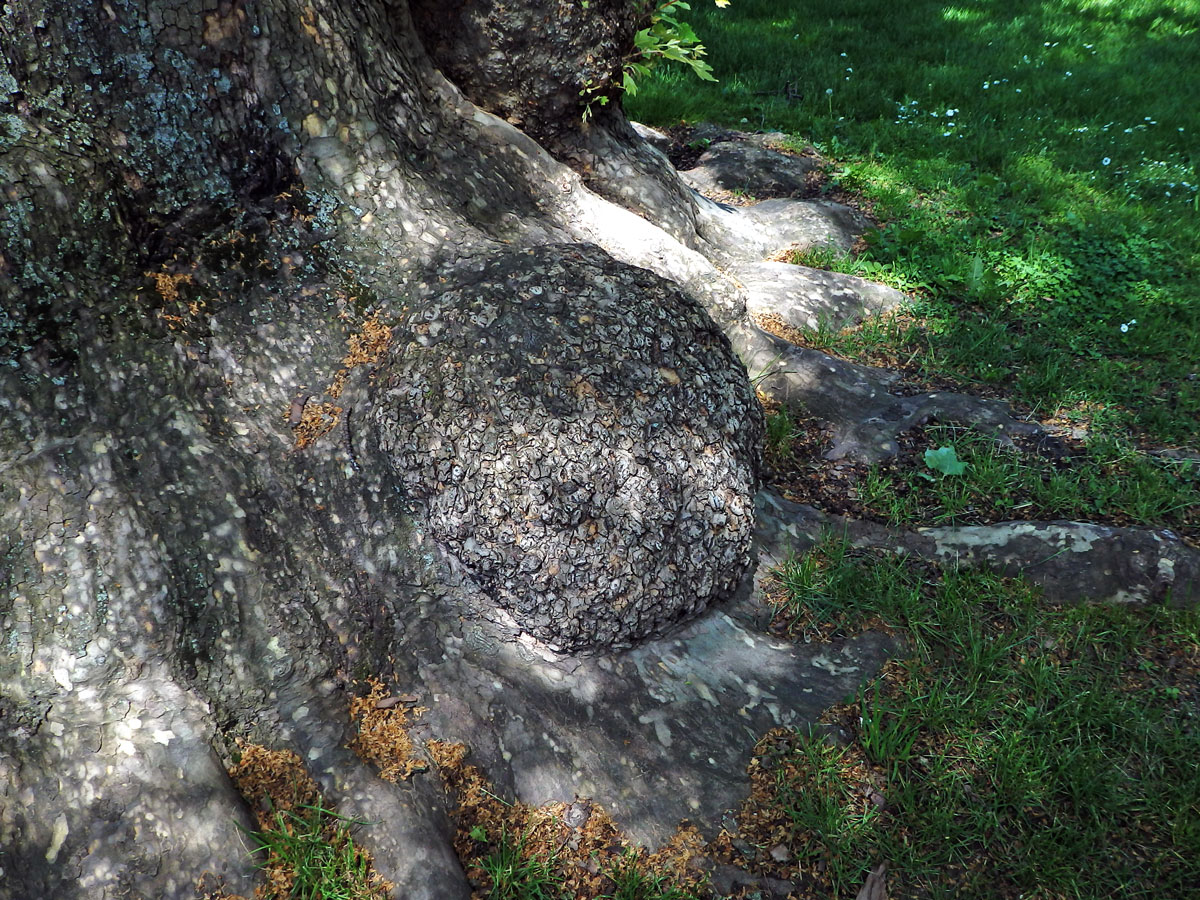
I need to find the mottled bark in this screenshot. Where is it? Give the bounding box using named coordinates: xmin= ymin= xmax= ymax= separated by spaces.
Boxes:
xmin=0 ymin=2 xmax=768 ymax=897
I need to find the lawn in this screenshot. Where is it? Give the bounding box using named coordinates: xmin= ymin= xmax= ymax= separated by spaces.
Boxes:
xmin=620 ymin=2 xmax=1200 ymax=898
xmin=628 ymin=0 xmax=1200 ymax=446
xmin=754 ymin=539 xmax=1200 ymax=899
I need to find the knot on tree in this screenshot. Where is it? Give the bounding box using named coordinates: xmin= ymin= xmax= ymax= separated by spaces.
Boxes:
xmin=373 ymin=244 xmax=763 ymax=650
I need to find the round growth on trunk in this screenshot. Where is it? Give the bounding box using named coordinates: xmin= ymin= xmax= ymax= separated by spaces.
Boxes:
xmin=373 ymin=244 xmax=763 ymax=650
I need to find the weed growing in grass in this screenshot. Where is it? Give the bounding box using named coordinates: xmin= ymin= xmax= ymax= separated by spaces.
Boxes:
xmin=784 ymin=244 xmax=933 ymax=296
xmin=758 ymin=538 xmax=1200 ymax=898
xmin=855 ymin=424 xmax=1198 ymax=532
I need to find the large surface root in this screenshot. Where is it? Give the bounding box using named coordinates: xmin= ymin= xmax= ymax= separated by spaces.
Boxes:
xmin=756 ymin=491 xmax=1200 ymax=607
xmin=729 ymin=320 xmax=1039 ymax=462
xmin=401 ymin=576 xmax=898 ymax=849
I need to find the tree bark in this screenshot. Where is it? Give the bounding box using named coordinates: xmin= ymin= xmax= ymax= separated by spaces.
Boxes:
xmin=3 ymin=3 xmax=1196 ymax=899
xmin=0 ymin=2 xmax=771 ymax=896
xmin=407 ymin=0 xmax=705 ymax=245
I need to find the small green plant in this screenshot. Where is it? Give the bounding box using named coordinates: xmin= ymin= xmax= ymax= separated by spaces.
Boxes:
xmin=776 ymin=534 xmax=927 ymax=634
xmin=583 ymin=1 xmax=730 ymax=118
xmin=921 ymin=444 xmax=968 ymax=478
xmin=856 ymin=682 xmax=922 ymax=778
xmin=767 ymin=736 xmax=883 ymax=894
xmin=747 ymin=349 xmax=791 ymax=387
xmin=624 ymin=1 xmax=730 ymax=95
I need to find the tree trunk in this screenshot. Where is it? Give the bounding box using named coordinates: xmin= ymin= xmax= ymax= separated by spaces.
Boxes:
xmin=0 ymin=2 xmax=768 ymax=896
xmin=3 ymin=3 xmax=1196 ymax=899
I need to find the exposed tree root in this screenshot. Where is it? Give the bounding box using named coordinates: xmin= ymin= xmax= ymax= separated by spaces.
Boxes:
xmin=396 ymin=575 xmax=897 ymax=850
xmin=664 ymin=131 xmax=1197 ymax=609
xmin=729 ymin=319 xmax=1039 ymax=461
xmin=737 ymin=260 xmax=907 ymax=331
xmin=568 ymin=125 xmax=1044 ymax=466
xmin=755 ymin=491 xmax=1200 ymax=607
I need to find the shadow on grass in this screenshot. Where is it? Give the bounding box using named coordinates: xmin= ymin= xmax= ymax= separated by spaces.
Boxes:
xmin=628 ymin=0 xmax=1200 ymax=444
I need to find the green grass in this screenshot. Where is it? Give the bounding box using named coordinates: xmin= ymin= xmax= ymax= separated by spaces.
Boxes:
xmin=470 ymin=829 xmax=703 ymax=900
xmin=764 ymin=402 xmax=800 ymax=458
xmin=241 ymin=804 xmax=387 ymax=900
xmin=480 ymin=828 xmax=566 ymax=900
xmin=601 ymin=851 xmax=706 ymax=900
xmin=767 ymin=537 xmax=1200 ymax=899
xmin=856 ymin=423 xmax=1199 ymax=530
xmin=628 ymin=0 xmax=1200 ymax=445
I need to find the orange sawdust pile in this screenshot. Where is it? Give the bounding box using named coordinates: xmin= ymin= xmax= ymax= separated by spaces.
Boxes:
xmin=330 ymin=310 xmax=392 ymax=396
xmin=290 ymin=400 xmax=343 ymax=449
xmin=227 ymin=740 xmax=323 ymax=826
xmin=347 ymin=676 xmax=429 ymax=782
xmin=427 ymin=739 xmax=708 ymax=900
xmin=144 ymin=268 xmax=208 ymax=330
xmin=289 ymin=309 xmax=392 ymax=449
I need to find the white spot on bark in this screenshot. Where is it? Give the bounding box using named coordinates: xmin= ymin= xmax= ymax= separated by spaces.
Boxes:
xmin=53 ymin=667 xmax=73 ymax=690
xmin=811 ymin=653 xmax=859 ymax=675
xmin=45 ymin=815 xmax=68 ymax=862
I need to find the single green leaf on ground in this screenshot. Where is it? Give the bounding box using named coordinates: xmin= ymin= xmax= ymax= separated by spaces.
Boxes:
xmin=924 ymin=445 xmax=968 ymax=476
